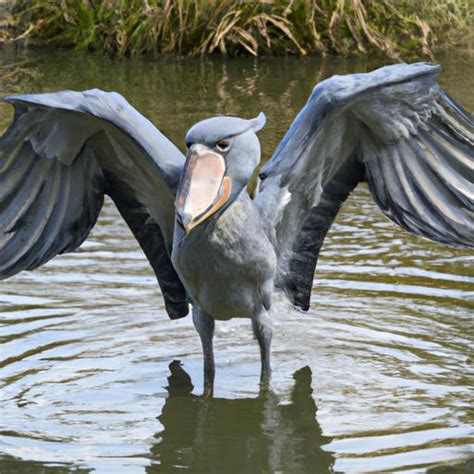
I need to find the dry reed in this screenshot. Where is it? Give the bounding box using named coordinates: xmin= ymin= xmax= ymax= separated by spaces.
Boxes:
xmin=8 ymin=0 xmax=474 ymax=59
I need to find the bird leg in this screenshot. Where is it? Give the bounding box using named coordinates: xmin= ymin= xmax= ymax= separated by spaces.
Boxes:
xmin=252 ymin=312 xmax=273 ymax=382
xmin=192 ymin=306 xmax=215 ymax=397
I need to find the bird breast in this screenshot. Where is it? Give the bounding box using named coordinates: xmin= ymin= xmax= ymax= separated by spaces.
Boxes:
xmin=172 ymin=193 xmax=276 ymax=320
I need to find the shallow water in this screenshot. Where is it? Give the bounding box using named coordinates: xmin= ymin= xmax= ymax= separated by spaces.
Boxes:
xmin=0 ymin=48 xmax=473 ymax=473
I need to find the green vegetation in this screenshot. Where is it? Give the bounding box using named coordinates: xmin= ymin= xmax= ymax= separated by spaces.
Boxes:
xmin=10 ymin=0 xmax=474 ymax=59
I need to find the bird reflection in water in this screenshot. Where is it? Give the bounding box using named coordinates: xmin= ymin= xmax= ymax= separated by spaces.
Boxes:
xmin=148 ymin=362 xmax=334 ymax=473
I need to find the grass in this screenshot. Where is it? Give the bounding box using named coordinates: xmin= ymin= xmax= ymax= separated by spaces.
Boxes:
xmin=8 ymin=0 xmax=474 ymax=59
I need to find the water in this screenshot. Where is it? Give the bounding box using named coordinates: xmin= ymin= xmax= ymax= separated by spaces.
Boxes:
xmin=0 ymin=48 xmax=473 ymax=473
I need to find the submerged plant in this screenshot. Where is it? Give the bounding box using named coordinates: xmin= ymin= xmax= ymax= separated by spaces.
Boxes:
xmin=10 ymin=0 xmax=474 ymax=59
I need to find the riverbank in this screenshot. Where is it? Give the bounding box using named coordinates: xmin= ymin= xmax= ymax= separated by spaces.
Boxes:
xmin=2 ymin=1 xmax=474 ymax=60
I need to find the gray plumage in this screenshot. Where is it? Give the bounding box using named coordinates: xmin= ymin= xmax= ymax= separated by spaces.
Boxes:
xmin=0 ymin=89 xmax=188 ymax=319
xmin=1 ymin=63 xmax=472 ymax=394
xmin=185 ymin=112 xmax=266 ymax=146
xmin=256 ymin=62 xmax=473 ymax=309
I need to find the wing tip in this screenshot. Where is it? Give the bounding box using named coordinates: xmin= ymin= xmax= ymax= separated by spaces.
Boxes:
xmin=166 ymin=302 xmax=190 ymax=320
xmin=3 ymin=94 xmax=27 ymax=105
xmin=296 ymin=301 xmax=310 ymax=312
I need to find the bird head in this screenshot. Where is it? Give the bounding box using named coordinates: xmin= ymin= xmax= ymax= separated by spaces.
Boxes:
xmin=175 ymin=113 xmax=265 ymax=235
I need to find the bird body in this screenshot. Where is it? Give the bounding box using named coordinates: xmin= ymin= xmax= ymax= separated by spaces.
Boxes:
xmin=1 ymin=62 xmax=472 ymax=394
xmin=172 ymin=190 xmax=276 ymax=321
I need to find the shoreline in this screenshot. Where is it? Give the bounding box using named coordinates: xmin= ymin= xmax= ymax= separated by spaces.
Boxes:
xmin=2 ymin=1 xmax=472 ymax=60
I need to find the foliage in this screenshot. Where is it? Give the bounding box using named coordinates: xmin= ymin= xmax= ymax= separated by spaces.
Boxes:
xmin=10 ymin=0 xmax=474 ymax=59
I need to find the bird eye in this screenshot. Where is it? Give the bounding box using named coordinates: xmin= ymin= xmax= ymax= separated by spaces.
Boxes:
xmin=186 ymin=141 xmax=193 ymax=149
xmin=216 ymin=139 xmax=231 ymax=152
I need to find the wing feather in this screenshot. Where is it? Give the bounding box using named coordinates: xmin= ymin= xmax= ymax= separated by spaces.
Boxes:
xmin=0 ymin=90 xmax=189 ymax=319
xmin=256 ymin=62 xmax=473 ymax=310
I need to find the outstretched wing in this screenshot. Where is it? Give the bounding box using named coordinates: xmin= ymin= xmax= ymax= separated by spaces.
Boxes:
xmin=0 ymin=89 xmax=189 ymax=319
xmin=255 ymin=63 xmax=473 ymax=311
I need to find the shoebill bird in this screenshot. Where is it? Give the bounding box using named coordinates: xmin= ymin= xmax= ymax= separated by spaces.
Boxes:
xmin=1 ymin=63 xmax=472 ymax=395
